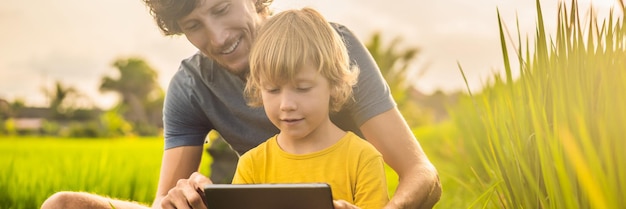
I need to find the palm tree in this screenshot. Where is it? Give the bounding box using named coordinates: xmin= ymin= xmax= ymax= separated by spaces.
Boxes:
xmin=100 ymin=57 xmax=162 ymax=135
xmin=42 ymin=81 xmax=78 ymax=120
xmin=365 ymin=32 xmax=421 ymax=104
xmin=365 ymin=33 xmax=432 ymax=127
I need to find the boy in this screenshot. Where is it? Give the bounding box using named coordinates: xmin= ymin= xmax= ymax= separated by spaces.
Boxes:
xmin=233 ymin=8 xmax=388 ymax=209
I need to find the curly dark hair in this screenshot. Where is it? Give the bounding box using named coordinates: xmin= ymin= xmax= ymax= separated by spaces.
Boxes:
xmin=143 ymin=0 xmax=273 ymax=35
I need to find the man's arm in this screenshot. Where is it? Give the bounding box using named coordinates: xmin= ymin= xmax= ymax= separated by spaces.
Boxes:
xmin=360 ymin=108 xmax=441 ymax=209
xmin=152 ymin=145 xmax=209 ymax=209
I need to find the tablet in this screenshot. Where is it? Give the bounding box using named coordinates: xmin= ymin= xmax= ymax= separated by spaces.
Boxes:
xmin=203 ymin=183 xmax=334 ymax=209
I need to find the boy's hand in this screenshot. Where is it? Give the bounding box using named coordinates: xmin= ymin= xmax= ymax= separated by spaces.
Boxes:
xmin=333 ymin=200 xmax=361 ymax=209
xmin=160 ymin=172 xmax=213 ymax=209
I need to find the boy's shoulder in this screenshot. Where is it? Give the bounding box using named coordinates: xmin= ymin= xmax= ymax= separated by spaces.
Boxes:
xmin=342 ymin=131 xmax=383 ymax=157
xmin=239 ymin=135 xmax=277 ymax=159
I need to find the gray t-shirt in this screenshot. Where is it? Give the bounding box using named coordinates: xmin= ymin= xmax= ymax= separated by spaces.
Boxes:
xmin=163 ymin=23 xmax=395 ymax=155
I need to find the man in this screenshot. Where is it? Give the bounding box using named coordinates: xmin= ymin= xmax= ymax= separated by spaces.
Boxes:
xmin=41 ymin=0 xmax=441 ymax=208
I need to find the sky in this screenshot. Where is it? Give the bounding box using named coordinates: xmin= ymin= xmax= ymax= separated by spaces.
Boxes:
xmin=0 ymin=0 xmax=621 ymax=109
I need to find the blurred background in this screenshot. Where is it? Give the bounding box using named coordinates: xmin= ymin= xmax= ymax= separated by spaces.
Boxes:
xmin=1 ymin=0 xmax=615 ymax=109
xmin=1 ymin=0 xmax=624 ymax=208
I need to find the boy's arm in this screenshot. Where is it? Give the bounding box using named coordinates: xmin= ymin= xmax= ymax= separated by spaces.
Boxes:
xmin=353 ymin=155 xmax=389 ymax=209
xmin=360 ymin=108 xmax=441 ymax=209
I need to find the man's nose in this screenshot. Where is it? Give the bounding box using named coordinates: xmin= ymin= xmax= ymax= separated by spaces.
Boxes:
xmin=204 ymin=22 xmax=228 ymax=50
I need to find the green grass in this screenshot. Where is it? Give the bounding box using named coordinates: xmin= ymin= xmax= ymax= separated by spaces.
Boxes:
xmin=444 ymin=0 xmax=626 ymax=208
xmin=0 ymin=136 xmax=401 ymax=208
xmin=413 ymin=122 xmax=490 ymax=209
xmin=0 ymin=137 xmax=163 ymax=208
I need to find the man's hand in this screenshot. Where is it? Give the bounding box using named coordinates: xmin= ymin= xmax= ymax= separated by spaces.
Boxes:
xmin=160 ymin=172 xmax=213 ymax=209
xmin=333 ymin=200 xmax=361 ymax=209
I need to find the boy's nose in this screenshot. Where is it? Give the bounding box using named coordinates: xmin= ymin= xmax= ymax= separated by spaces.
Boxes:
xmin=279 ymin=94 xmax=297 ymax=112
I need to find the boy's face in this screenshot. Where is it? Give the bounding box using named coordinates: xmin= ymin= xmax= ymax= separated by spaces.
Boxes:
xmin=178 ymin=0 xmax=263 ymax=76
xmin=260 ymin=63 xmax=334 ymax=141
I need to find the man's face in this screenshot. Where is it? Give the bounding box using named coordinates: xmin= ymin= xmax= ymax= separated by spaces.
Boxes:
xmin=178 ymin=0 xmax=263 ymax=76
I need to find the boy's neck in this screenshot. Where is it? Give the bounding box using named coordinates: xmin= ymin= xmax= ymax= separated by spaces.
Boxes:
xmin=277 ymin=123 xmax=346 ymax=155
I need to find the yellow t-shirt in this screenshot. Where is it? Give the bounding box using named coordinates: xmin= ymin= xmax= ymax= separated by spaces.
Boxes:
xmin=232 ymin=132 xmax=388 ymax=209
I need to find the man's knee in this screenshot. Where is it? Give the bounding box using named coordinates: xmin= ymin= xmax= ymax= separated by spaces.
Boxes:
xmin=41 ymin=191 xmax=149 ymax=209
xmin=41 ymin=191 xmax=78 ymax=209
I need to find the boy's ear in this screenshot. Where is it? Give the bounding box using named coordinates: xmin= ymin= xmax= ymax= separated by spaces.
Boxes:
xmin=329 ymin=85 xmax=341 ymax=105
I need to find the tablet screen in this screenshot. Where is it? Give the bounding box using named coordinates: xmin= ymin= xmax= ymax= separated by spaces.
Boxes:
xmin=203 ymin=183 xmax=334 ymax=209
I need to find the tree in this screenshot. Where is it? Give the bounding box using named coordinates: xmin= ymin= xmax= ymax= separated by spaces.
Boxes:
xmin=100 ymin=57 xmax=163 ymax=135
xmin=42 ymin=81 xmax=77 ymax=120
xmin=365 ymin=33 xmax=432 ymax=127
xmin=0 ymin=99 xmax=11 ymax=120
xmin=365 ymin=32 xmax=421 ymax=104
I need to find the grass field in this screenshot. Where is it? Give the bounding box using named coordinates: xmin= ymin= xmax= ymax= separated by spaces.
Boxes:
xmin=0 ymin=137 xmax=163 ymax=208
xmin=0 ymin=137 xmax=402 ymax=208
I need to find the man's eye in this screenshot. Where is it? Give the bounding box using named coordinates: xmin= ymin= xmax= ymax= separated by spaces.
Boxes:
xmin=214 ymin=3 xmax=230 ymax=15
xmin=183 ymin=23 xmax=199 ymax=31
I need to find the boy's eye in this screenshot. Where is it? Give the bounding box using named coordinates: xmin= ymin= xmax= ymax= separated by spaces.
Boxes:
xmin=263 ymin=87 xmax=280 ymax=94
xmin=296 ymin=87 xmax=312 ymax=92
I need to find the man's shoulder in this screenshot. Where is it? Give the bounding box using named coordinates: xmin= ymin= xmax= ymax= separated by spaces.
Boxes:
xmin=329 ymin=22 xmax=353 ymax=38
xmin=329 ymin=22 xmax=345 ymax=29
xmin=166 ymin=52 xmax=216 ymax=104
xmin=171 ymin=52 xmax=222 ymax=86
xmin=178 ymin=51 xmax=207 ymax=73
xmin=168 ymin=52 xmax=200 ymax=82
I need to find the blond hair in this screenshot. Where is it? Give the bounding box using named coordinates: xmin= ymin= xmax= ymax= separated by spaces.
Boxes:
xmin=245 ymin=7 xmax=359 ymax=112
